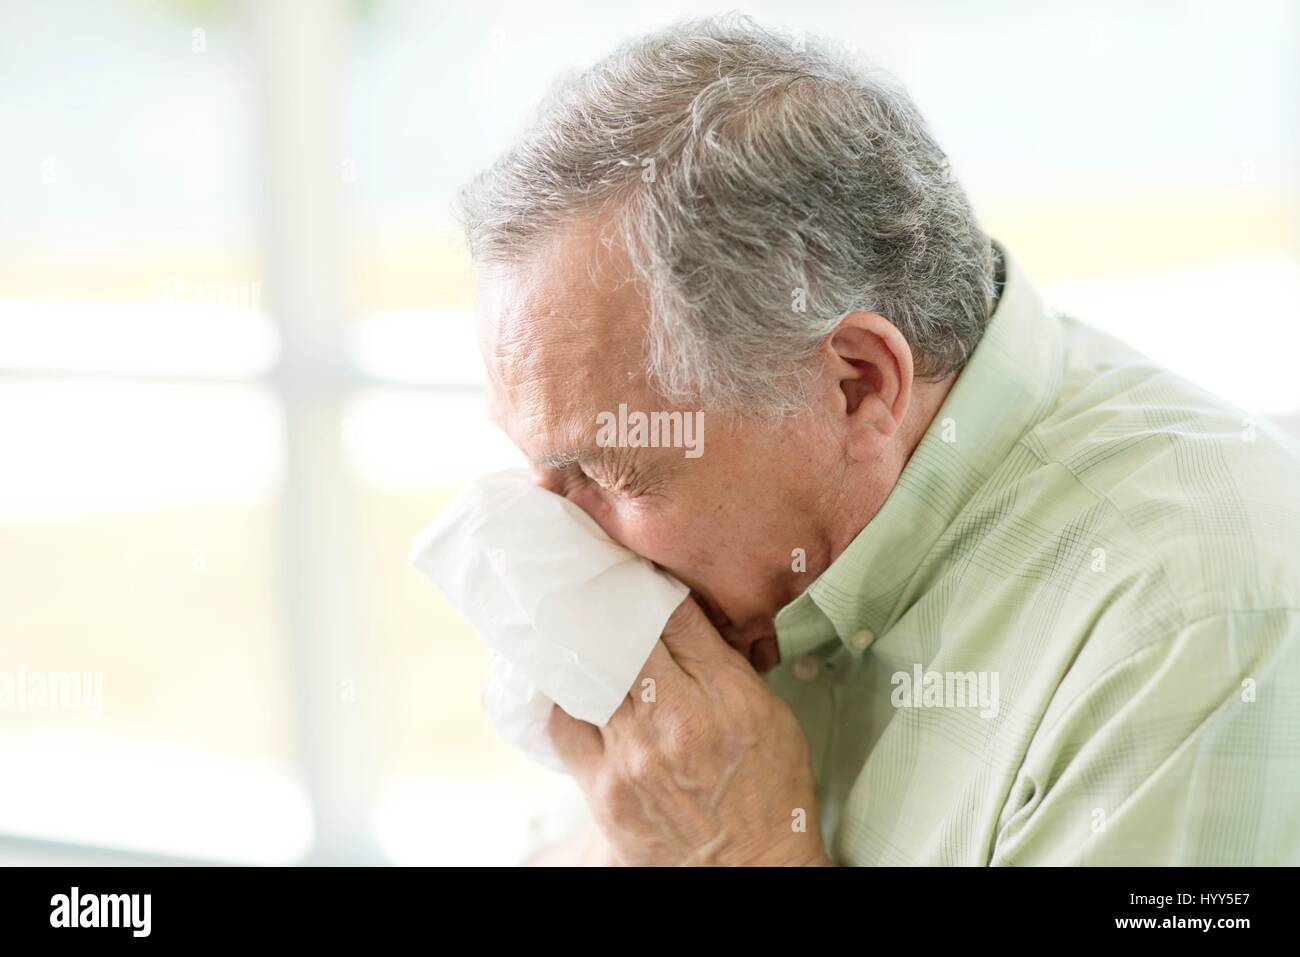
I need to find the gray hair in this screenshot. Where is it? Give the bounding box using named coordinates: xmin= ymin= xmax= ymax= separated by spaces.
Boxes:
xmin=459 ymin=14 xmax=995 ymax=414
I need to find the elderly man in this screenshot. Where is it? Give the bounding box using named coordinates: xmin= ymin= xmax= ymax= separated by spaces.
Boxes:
xmin=458 ymin=16 xmax=1300 ymax=866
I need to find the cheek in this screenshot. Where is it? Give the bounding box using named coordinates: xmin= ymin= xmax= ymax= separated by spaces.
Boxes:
xmin=586 ymin=496 xmax=690 ymax=567
xmin=557 ymin=479 xmax=704 ymax=573
xmin=625 ymin=514 xmax=719 ymax=587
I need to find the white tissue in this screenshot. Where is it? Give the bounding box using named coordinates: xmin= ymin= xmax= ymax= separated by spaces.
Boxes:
xmin=409 ymin=469 xmax=689 ymax=772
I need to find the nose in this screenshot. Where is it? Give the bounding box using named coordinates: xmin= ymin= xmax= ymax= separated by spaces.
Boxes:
xmin=531 ymin=472 xmax=628 ymax=548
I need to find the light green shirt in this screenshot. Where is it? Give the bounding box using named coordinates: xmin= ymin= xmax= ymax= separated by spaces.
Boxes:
xmin=768 ymin=245 xmax=1300 ymax=865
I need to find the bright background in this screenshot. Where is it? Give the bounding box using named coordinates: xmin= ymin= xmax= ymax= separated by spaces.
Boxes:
xmin=1 ymin=0 xmax=1297 ymax=865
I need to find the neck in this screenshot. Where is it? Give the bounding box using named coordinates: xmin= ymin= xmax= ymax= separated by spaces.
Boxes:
xmin=816 ymin=372 xmax=958 ymax=576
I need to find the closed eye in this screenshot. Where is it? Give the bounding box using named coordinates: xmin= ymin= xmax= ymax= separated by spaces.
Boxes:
xmin=537 ymin=449 xmax=655 ymax=501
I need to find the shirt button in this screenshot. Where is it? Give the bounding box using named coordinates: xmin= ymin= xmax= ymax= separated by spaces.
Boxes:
xmin=848 ymin=627 xmax=874 ymax=652
xmin=791 ymin=654 xmax=821 ymax=682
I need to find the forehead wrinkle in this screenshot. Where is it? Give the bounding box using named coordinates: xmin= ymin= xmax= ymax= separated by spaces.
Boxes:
xmin=478 ymin=222 xmax=663 ymax=469
xmin=536 ymin=400 xmax=620 ymax=463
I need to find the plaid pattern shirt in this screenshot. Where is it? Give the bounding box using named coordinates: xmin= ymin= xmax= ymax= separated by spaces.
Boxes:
xmin=768 ymin=245 xmax=1300 ymax=865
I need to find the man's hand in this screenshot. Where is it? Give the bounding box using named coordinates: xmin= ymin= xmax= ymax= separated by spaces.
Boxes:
xmin=548 ymin=596 xmax=832 ymax=866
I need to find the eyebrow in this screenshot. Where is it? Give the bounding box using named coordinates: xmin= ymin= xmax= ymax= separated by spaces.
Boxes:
xmin=533 ymin=446 xmax=616 ymax=470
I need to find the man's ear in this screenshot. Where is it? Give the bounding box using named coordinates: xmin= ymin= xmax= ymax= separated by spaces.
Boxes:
xmin=821 ymin=311 xmax=914 ymax=462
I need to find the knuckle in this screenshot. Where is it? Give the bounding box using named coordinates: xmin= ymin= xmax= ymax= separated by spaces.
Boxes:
xmin=662 ymin=596 xmax=700 ymax=636
xmin=625 ymin=739 xmax=664 ymax=783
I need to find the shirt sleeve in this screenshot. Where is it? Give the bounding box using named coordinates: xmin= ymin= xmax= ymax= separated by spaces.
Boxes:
xmin=990 ymin=608 xmax=1300 ymax=865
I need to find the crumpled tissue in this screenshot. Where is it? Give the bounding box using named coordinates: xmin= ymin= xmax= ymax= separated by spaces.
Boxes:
xmin=409 ymin=469 xmax=689 ymax=772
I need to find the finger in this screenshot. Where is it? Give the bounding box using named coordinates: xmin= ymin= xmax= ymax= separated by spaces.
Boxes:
xmin=606 ymin=637 xmax=678 ymax=727
xmin=547 ymin=704 xmax=603 ymax=784
xmin=658 ymin=595 xmax=729 ymax=674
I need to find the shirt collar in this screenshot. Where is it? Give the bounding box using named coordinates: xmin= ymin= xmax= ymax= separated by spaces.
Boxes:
xmin=775 ymin=243 xmax=1064 ymax=660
